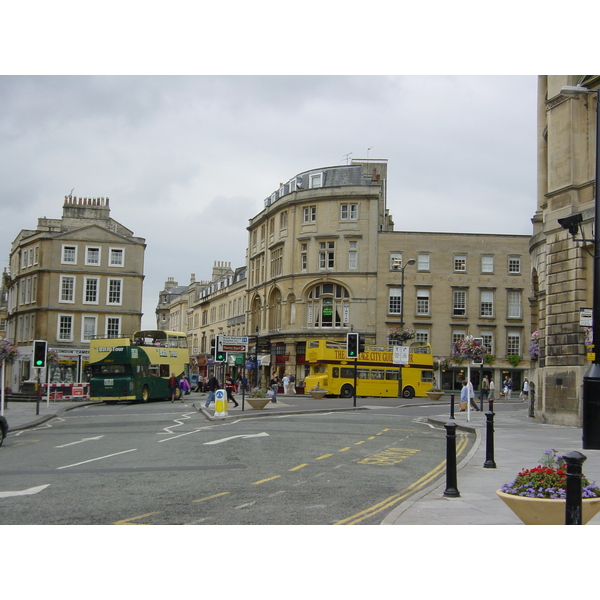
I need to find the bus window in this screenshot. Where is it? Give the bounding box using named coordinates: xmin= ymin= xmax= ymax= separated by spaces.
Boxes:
xmin=385 ymin=370 xmax=399 ymax=381
xmin=421 ymin=370 xmax=434 ymax=383
xmin=313 ymin=365 xmax=326 ymax=374
xmin=332 ymin=367 xmax=339 ymax=378
xmin=308 ymin=341 xmax=320 ymax=349
xmin=357 ymin=369 xmax=370 ymax=380
xmin=371 ymin=369 xmax=384 ymax=380
xmin=341 ymin=367 xmax=354 ymax=379
xmin=149 ymin=364 xmax=160 ymax=377
xmin=160 ymin=364 xmax=170 ymax=377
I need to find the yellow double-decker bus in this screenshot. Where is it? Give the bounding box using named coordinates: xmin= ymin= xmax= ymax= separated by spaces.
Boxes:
xmin=304 ymin=339 xmax=434 ymax=399
xmin=88 ymin=330 xmax=188 ymax=403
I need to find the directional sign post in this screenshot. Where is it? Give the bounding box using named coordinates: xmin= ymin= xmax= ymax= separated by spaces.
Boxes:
xmin=218 ymin=336 xmax=249 ymax=353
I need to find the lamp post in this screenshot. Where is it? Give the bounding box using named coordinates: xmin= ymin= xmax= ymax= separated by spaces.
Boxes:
xmin=560 ymin=84 xmax=600 ymax=449
xmin=397 ymin=258 xmax=416 ymax=398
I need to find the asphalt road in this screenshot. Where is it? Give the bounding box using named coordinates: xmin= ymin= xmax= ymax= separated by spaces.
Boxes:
xmin=0 ymin=400 xmax=475 ymax=525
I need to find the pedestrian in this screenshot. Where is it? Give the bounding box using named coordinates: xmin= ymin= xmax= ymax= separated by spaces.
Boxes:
xmin=460 ymin=380 xmax=468 ymax=412
xmin=289 ymin=374 xmax=296 ymax=393
xmin=503 ymin=376 xmax=512 ymax=398
xmin=270 ymin=375 xmax=279 ymax=403
xmin=467 ymin=379 xmax=480 ymax=411
xmin=225 ymin=373 xmax=239 ymax=407
xmin=204 ymin=371 xmax=220 ymax=409
xmin=489 ymin=378 xmax=495 ymax=401
xmin=178 ymin=375 xmax=190 ymax=402
xmin=168 ymin=373 xmax=178 ymax=403
xmin=282 ymin=374 xmax=290 ymax=395
xmin=521 ymin=378 xmax=530 ymax=401
xmin=482 ymin=375 xmax=490 ymax=400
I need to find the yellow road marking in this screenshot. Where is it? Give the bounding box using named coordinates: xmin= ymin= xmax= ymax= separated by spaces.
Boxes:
xmin=315 ymin=454 xmax=333 ymax=460
xmin=334 ymin=434 xmax=470 ymax=525
xmin=368 ymin=436 xmax=376 ymax=440
xmin=354 ymin=441 xmax=366 ymax=445
xmin=339 ymin=447 xmax=351 ymax=452
xmin=113 ymin=512 xmax=161 ymax=525
xmin=289 ymin=464 xmax=308 ymax=471
xmin=192 ymin=492 xmax=230 ymax=503
xmin=252 ymin=475 xmax=281 ymax=485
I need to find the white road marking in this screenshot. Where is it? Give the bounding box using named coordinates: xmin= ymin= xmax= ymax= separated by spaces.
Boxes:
xmin=203 ymin=432 xmax=269 ymax=445
xmin=55 ymin=435 xmax=104 ymax=448
xmin=0 ymin=484 xmax=50 ymax=498
xmin=56 ymin=448 xmax=137 ymax=469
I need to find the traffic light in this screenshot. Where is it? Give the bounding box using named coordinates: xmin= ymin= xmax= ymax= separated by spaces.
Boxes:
xmin=215 ymin=335 xmax=226 ymax=362
xmin=358 ymin=335 xmax=366 ymax=354
xmin=33 ymin=340 xmax=47 ymax=368
xmin=347 ymin=333 xmax=359 ymax=358
xmin=210 ymin=338 xmax=216 ymax=357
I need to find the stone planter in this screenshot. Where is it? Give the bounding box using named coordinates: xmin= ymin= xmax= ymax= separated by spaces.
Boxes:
xmin=310 ymin=390 xmax=327 ymax=399
xmin=496 ymin=490 xmax=600 ymax=525
xmin=426 ymin=391 xmax=444 ymax=401
xmin=246 ymin=397 xmax=270 ymax=410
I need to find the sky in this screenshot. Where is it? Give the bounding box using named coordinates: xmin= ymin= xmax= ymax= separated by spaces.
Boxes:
xmin=0 ymin=75 xmax=539 ymax=329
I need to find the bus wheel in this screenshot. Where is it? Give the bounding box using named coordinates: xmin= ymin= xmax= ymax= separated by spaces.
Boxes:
xmin=340 ymin=384 xmax=354 ymax=398
xmin=402 ymin=386 xmax=415 ymax=399
xmin=142 ymin=386 xmax=150 ymax=402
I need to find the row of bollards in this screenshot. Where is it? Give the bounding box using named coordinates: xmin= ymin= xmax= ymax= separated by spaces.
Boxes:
xmin=443 ymin=400 xmax=587 ymax=524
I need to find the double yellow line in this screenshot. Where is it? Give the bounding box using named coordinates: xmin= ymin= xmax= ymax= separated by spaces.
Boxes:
xmin=334 ymin=434 xmax=470 ymax=525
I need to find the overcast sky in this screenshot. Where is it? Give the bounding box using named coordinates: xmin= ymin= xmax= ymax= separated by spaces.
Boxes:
xmin=0 ymin=75 xmax=538 ymax=328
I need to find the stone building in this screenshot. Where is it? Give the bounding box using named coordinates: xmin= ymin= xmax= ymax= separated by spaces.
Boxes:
xmin=530 ymin=75 xmax=600 ymax=426
xmin=5 ymin=196 xmax=145 ymax=391
xmin=377 ymin=231 xmax=531 ymax=392
xmin=159 ymin=159 xmax=531 ymax=394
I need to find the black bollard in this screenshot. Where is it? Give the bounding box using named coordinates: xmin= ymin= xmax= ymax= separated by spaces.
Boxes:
xmin=488 ymin=398 xmax=494 ymax=413
xmin=443 ymin=422 xmax=460 ymax=497
xmin=483 ymin=411 xmax=496 ymax=468
xmin=563 ymin=450 xmax=587 ymax=525
xmin=450 ymin=394 xmax=455 ymax=419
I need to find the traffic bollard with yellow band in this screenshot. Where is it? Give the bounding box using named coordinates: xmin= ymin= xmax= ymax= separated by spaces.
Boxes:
xmin=214 ymin=389 xmax=228 ymax=417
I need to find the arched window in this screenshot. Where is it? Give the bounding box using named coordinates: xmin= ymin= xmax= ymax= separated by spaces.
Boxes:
xmin=306 ymin=283 xmax=350 ymax=328
xmin=268 ymin=288 xmax=282 ymax=332
xmin=251 ymin=295 xmax=262 ymax=333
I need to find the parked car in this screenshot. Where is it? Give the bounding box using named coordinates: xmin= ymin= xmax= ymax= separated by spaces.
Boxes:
xmin=0 ymin=415 xmax=8 ymax=446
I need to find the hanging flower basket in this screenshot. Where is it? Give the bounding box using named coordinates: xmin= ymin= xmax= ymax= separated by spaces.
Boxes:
xmin=0 ymin=339 xmax=19 ymax=364
xmin=451 ymin=337 xmax=486 ymax=363
xmin=529 ymin=330 xmax=540 ymax=360
xmin=507 ymin=354 xmax=522 ymax=367
xmin=388 ymin=327 xmax=415 ymax=343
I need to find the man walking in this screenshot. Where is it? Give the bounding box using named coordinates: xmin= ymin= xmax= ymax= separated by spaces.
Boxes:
xmin=204 ymin=371 xmax=219 ymax=409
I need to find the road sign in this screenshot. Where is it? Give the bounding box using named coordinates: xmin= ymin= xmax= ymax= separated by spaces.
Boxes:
xmin=393 ymin=346 xmax=410 ymax=365
xmin=218 ymin=335 xmax=249 ymax=353
xmin=214 ymin=389 xmax=228 ymax=417
xmin=581 ymin=308 xmax=593 ymax=327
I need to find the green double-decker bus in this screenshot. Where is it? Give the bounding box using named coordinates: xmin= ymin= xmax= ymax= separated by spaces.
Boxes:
xmin=89 ymin=330 xmax=188 ymax=403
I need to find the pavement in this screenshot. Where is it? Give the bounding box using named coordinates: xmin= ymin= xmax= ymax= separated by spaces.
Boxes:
xmin=3 ymin=392 xmax=600 ymax=525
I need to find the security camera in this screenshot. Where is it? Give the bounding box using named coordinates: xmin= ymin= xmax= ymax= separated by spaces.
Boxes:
xmin=558 ymin=213 xmax=583 ymax=236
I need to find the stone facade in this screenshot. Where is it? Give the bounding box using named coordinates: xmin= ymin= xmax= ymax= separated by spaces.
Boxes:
xmin=5 ymin=196 xmax=145 ymax=390
xmin=160 ymin=159 xmax=531 ymax=394
xmin=531 ymin=75 xmax=600 ymax=426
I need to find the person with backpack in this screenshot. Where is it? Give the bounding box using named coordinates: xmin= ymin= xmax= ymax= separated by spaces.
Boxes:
xmin=225 ymin=373 xmax=239 ymax=407
xmin=204 ymin=371 xmax=220 ymax=409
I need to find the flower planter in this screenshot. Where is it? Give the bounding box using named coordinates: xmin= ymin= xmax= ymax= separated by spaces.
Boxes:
xmin=245 ymin=398 xmax=270 ymax=410
xmin=310 ymin=390 xmax=327 ymax=399
xmin=426 ymin=391 xmax=444 ymax=401
xmin=496 ymin=490 xmax=600 ymax=525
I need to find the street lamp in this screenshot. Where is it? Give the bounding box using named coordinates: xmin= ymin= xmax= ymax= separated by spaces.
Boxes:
xmin=395 ymin=258 xmax=416 ymax=398
xmin=398 ymin=258 xmax=416 ymax=328
xmin=560 ymin=83 xmax=600 ymax=449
